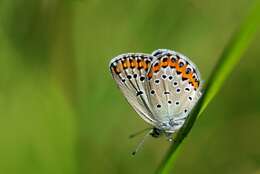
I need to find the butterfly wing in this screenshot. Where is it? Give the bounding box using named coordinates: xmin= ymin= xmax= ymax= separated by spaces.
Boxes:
xmin=109 ymin=53 xmax=158 ymax=126
xmin=146 ymin=49 xmax=202 ymax=131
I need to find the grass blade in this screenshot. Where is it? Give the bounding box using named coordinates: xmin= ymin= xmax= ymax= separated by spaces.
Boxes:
xmin=156 ymin=1 xmax=260 ymax=173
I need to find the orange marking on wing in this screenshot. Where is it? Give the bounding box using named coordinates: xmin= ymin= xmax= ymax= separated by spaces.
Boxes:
xmin=143 ymin=60 xmax=150 ymax=71
xmin=152 ymin=63 xmax=160 ymax=72
xmin=126 ymin=59 xmax=130 ymax=68
xmin=176 ymin=62 xmax=186 ymax=73
xmin=137 ymin=59 xmax=143 ymax=69
xmin=131 ymin=59 xmax=138 ymax=68
xmin=112 ymin=63 xmax=122 ymax=74
xmin=129 ymin=59 xmax=134 ymax=68
xmin=169 ymin=58 xmax=177 ymax=68
xmin=160 ymin=58 xmax=169 ymax=67
xmin=147 ymin=72 xmax=153 ymax=79
xmin=122 ymin=59 xmax=128 ymax=69
xmin=194 ymin=81 xmax=199 ymax=89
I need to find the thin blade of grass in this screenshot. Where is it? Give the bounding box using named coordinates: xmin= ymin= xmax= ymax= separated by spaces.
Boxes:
xmin=156 ymin=1 xmax=260 ymax=173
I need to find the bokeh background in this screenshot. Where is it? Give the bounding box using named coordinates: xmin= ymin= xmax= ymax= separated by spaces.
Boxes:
xmin=0 ymin=0 xmax=259 ymax=174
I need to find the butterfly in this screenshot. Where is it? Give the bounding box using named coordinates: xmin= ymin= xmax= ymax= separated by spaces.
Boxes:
xmin=109 ymin=49 xmax=202 ymax=155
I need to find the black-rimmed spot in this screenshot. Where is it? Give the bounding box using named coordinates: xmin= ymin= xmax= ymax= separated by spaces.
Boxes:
xmin=171 ymin=57 xmax=176 ymax=62
xmin=168 ymin=100 xmax=172 ymax=104
xmin=136 ymin=91 xmax=143 ymax=96
xmin=188 ymin=96 xmax=192 ymax=101
xmin=133 ymin=74 xmax=137 ymax=78
xmin=169 ymin=76 xmax=173 ymax=80
xmin=164 ymin=91 xmax=170 ymax=95
xmin=162 ymin=75 xmax=167 ymax=79
xmin=175 ymin=101 xmax=180 ymax=105
xmin=179 ymin=62 xmax=184 ymax=67
xmin=127 ymin=75 xmax=132 ymax=79
xmin=176 ymin=88 xmax=181 ymax=93
xmin=185 ymin=88 xmax=190 ymax=92
xmin=150 ymin=90 xmax=155 ymax=94
xmin=157 ymin=104 xmax=161 ymax=108
xmin=140 ymin=76 xmax=145 ymax=81
xmin=186 ymin=68 xmax=191 ymax=74
xmin=155 ymin=79 xmax=160 ymax=84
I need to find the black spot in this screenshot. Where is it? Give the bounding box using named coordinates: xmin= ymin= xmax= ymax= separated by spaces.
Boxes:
xmin=122 ymin=79 xmax=126 ymax=82
xmin=164 ymin=91 xmax=170 ymax=95
xmin=133 ymin=74 xmax=137 ymax=78
xmin=179 ymin=61 xmax=184 ymax=67
xmin=185 ymin=88 xmax=190 ymax=91
xmin=188 ymin=96 xmax=192 ymax=101
xmin=155 ymin=79 xmax=160 ymax=84
xmin=151 ymin=90 xmax=155 ymax=94
xmin=176 ymin=71 xmax=181 ymax=75
xmin=184 ymin=109 xmax=188 ymax=113
xmin=169 ymin=76 xmax=173 ymax=80
xmin=157 ymin=104 xmax=161 ymax=108
xmin=127 ymin=75 xmax=132 ymax=79
xmin=176 ymin=88 xmax=181 ymax=93
xmin=140 ymin=76 xmax=145 ymax=81
xmin=173 ymin=82 xmax=178 ymax=86
xmin=168 ymin=101 xmax=172 ymax=104
xmin=162 ymin=75 xmax=167 ymax=79
xmin=182 ymin=77 xmax=188 ymax=81
xmin=136 ymin=91 xmax=143 ymax=96
xmin=162 ymin=57 xmax=167 ymax=62
xmin=171 ymin=57 xmax=176 ymax=62
xmin=175 ymin=101 xmax=180 ymax=105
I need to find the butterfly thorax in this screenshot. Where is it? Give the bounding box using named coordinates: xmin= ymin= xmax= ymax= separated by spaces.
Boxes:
xmin=150 ymin=127 xmax=174 ymax=139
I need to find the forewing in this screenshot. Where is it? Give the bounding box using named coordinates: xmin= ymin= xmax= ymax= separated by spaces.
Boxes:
xmin=109 ymin=53 xmax=157 ymax=125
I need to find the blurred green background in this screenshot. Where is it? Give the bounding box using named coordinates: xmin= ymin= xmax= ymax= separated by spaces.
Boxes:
xmin=0 ymin=0 xmax=259 ymax=174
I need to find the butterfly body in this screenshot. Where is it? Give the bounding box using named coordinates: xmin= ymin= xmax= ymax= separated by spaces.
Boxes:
xmin=109 ymin=49 xmax=202 ymax=139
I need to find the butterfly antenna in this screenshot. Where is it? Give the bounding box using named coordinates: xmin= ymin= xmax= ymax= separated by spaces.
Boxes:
xmin=129 ymin=127 xmax=151 ymax=139
xmin=132 ymin=130 xmax=152 ymax=156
